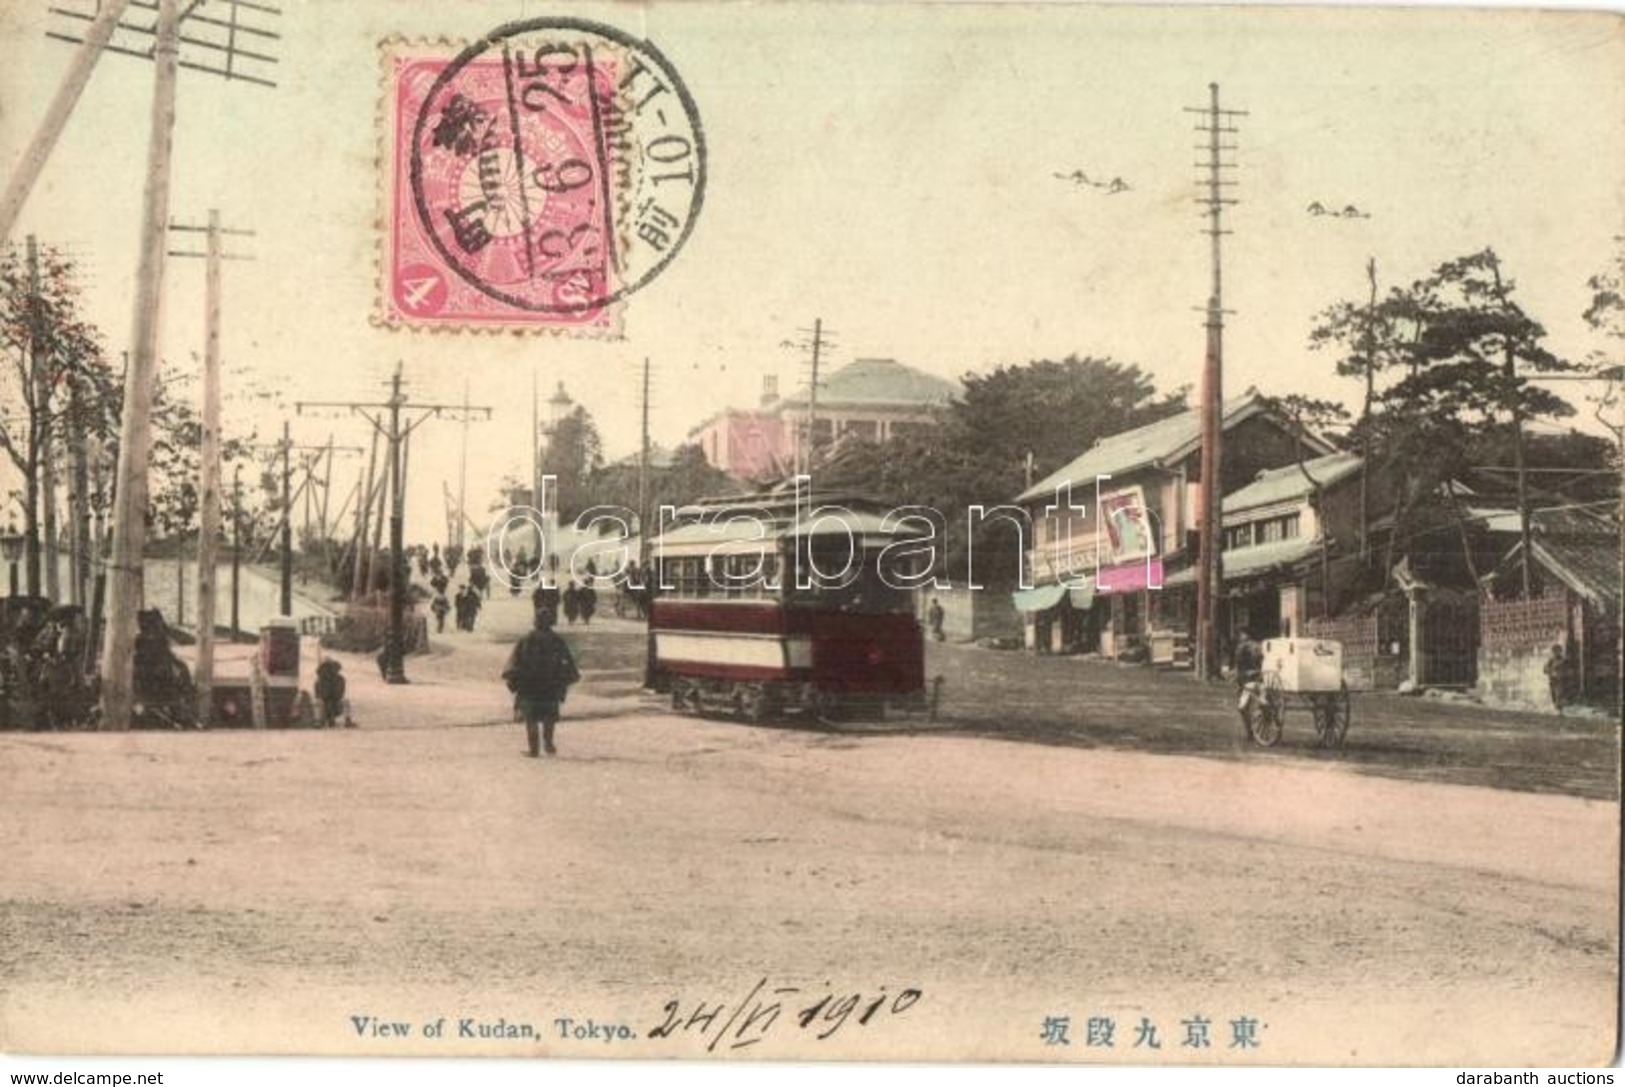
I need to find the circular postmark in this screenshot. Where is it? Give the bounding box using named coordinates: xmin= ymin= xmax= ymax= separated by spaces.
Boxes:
xmin=409 ymin=17 xmax=705 ymax=314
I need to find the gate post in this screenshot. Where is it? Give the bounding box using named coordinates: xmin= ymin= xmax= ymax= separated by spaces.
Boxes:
xmin=1407 ymin=587 xmax=1427 ymax=688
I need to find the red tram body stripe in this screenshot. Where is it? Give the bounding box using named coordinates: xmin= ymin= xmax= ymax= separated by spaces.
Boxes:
xmin=651 ymin=601 xmax=924 ymax=696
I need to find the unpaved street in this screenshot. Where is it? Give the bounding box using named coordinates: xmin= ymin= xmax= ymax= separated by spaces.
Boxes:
xmin=0 ymin=596 xmax=1617 ymax=1065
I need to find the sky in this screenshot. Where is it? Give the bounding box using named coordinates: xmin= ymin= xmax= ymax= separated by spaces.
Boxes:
xmin=1 ymin=0 xmax=1622 ymax=543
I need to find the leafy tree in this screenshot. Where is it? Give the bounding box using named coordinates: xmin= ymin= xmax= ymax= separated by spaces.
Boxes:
xmin=951 ymin=355 xmax=1188 ymax=487
xmin=1582 ymin=241 xmax=1625 ymax=458
xmin=584 ymin=442 xmax=740 ymax=529
xmin=1311 ymin=249 xmax=1578 ymax=595
xmin=821 ymin=355 xmax=1187 ymax=584
xmin=540 ymin=404 xmax=604 ymax=520
xmin=0 ymin=241 xmax=115 ymax=596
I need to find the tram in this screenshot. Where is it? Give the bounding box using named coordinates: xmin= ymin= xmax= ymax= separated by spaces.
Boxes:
xmin=648 ymin=487 xmax=928 ymax=722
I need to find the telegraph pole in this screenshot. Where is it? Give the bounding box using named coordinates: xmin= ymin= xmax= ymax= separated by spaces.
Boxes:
xmin=231 ymin=462 xmax=242 ymax=641
xmin=352 ymin=427 xmax=379 ymax=599
xmin=168 ymin=209 xmax=253 ymax=725
xmin=457 ymin=379 xmax=472 ymax=553
xmin=639 ymin=355 xmax=652 ymax=562
xmin=1185 ymin=82 xmax=1245 ymax=681
xmin=100 ymin=0 xmax=180 ymax=731
xmin=280 ymin=420 xmax=293 ymax=614
xmin=786 ymin=319 xmax=835 ymax=474
xmin=806 ymin=318 xmax=826 ymax=471
xmin=90 ymin=0 xmax=280 ymax=731
xmin=24 ymin=235 xmax=47 ymax=599
xmin=531 ymin=368 xmax=541 ymax=557
xmin=299 ymin=363 xmax=490 ymax=684
xmin=25 ymin=237 xmax=64 ymax=603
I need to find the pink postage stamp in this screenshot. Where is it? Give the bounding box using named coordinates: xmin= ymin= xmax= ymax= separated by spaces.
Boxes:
xmin=378 ymin=22 xmax=705 ymax=334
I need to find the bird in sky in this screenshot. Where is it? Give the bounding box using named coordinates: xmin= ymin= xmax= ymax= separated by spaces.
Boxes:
xmin=1054 ymin=169 xmax=1132 ymax=194
xmin=1307 ymin=200 xmax=1370 ymax=219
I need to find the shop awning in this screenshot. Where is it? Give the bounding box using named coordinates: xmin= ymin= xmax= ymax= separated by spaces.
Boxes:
xmin=1011 ymin=583 xmax=1068 ymax=613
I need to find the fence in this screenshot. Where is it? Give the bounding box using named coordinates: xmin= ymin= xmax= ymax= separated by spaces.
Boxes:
xmin=321 ymin=604 xmax=430 ymax=655
xmin=1304 ymin=603 xmax=1411 ymax=691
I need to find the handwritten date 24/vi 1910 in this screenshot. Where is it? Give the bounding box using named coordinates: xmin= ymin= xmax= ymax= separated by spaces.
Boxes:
xmin=648 ymin=978 xmax=923 ymax=1052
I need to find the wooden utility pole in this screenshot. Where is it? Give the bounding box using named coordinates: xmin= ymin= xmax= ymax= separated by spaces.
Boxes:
xmin=531 ymin=369 xmax=543 ymax=558
xmin=1185 ymin=82 xmax=1245 ymax=681
xmin=0 ymin=0 xmax=134 ymax=246
xmin=299 ymin=363 xmax=490 ymax=684
xmin=353 ymin=426 xmax=379 ymax=599
xmin=1486 ymin=254 xmax=1536 ymax=599
xmin=231 ymin=463 xmax=242 ymax=641
xmin=168 ymin=209 xmax=254 ymax=726
xmin=101 ymin=0 xmax=180 ymax=732
xmin=638 ymin=355 xmax=651 ymax=562
xmin=31 ymin=239 xmax=62 ymax=603
xmin=805 ymin=318 xmax=826 ymax=472
xmin=68 ymin=369 xmax=91 ymax=608
xmin=280 ymin=419 xmax=293 ymax=613
xmin=24 ymin=235 xmax=48 ymax=599
xmin=457 ymin=379 xmax=473 ymax=552
xmin=1359 ymin=257 xmax=1378 ymax=563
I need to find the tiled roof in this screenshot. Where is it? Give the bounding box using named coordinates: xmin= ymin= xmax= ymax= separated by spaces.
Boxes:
xmin=1530 ymin=535 xmax=1621 ymax=608
xmin=1223 ymin=451 xmax=1363 ymax=513
xmin=1162 ymin=535 xmax=1323 ymax=586
xmin=776 ymin=358 xmax=958 ymax=411
xmin=1018 ymin=390 xmax=1333 ymax=503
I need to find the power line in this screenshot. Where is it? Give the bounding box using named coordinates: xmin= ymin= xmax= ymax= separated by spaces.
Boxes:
xmin=46 ymin=0 xmax=283 ymax=88
xmin=785 ymin=319 xmax=836 ymax=474
xmin=298 ymin=362 xmax=491 ymax=685
xmin=166 ymin=208 xmax=253 ymax=726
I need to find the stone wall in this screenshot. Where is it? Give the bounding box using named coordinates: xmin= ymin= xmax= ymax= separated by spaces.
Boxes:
xmin=1475 ymin=593 xmax=1568 ymax=710
xmin=920 ymin=583 xmax=1022 ymax=643
xmin=1304 ymin=612 xmax=1403 ymax=691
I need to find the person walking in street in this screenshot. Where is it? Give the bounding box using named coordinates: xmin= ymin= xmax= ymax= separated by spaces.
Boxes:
xmin=927 ymin=597 xmax=945 ymax=642
xmin=562 ymin=579 xmax=581 ymax=625
xmin=464 ymin=585 xmax=483 ymax=632
xmin=503 ymin=608 xmax=580 ymax=757
xmin=431 ymin=591 xmax=450 ymax=633
xmin=533 ymin=579 xmax=562 ymax=626
xmin=314 ymin=658 xmax=349 ymax=728
xmin=454 ymin=585 xmax=473 ymax=631
xmin=1545 ymin=643 xmax=1568 ymax=712
xmin=579 ymin=579 xmax=598 ymax=625
xmin=1232 ymin=630 xmax=1264 ymax=728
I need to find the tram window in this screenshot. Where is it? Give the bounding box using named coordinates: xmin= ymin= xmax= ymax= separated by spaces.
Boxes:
xmin=789 ymin=545 xmax=911 ymax=613
xmin=665 ymin=557 xmax=709 ymax=598
xmin=715 ymin=552 xmax=777 ymax=598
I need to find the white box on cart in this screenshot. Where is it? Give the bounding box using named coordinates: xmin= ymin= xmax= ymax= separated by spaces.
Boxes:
xmin=1262 ymin=638 xmax=1343 ymax=692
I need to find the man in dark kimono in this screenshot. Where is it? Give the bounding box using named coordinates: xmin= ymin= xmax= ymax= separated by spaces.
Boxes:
xmin=503 ymin=609 xmax=580 ymax=757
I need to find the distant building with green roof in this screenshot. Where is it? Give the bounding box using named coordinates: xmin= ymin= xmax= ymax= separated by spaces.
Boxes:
xmin=689 ymin=358 xmax=959 ymax=481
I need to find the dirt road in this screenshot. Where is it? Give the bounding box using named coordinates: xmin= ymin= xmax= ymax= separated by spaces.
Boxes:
xmin=0 ymin=597 xmax=1617 ymax=1065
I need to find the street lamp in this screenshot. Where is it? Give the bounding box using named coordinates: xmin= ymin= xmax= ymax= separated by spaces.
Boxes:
xmin=0 ymin=524 xmax=23 ymax=597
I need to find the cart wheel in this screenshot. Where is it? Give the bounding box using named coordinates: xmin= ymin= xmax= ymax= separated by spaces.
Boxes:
xmin=1253 ymin=674 xmax=1285 ymax=747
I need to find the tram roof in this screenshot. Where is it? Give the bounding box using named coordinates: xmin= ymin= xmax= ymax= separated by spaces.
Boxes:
xmin=653 ymin=508 xmax=923 ymax=556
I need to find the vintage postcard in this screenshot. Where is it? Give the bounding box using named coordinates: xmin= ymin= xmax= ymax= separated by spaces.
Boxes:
xmin=0 ymin=0 xmax=1620 ymax=1075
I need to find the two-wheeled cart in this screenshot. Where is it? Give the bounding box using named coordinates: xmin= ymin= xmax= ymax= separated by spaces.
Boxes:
xmin=1243 ymin=637 xmax=1351 ymax=750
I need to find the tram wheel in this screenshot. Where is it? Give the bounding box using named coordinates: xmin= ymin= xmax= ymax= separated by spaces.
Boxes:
xmin=736 ymin=683 xmax=779 ymax=724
